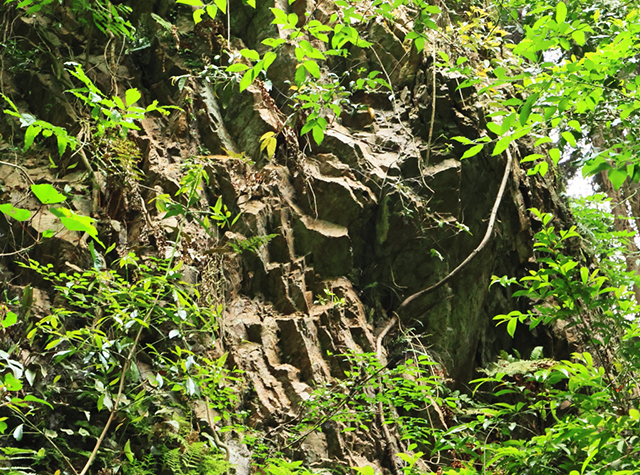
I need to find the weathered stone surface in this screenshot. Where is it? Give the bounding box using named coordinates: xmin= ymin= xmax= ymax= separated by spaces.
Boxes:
xmin=0 ymin=3 xmax=576 ymax=472
xmin=292 ymin=215 xmax=352 ymax=278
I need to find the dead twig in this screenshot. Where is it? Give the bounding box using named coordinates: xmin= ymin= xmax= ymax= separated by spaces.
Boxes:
xmin=0 ymin=160 xmax=35 ymax=185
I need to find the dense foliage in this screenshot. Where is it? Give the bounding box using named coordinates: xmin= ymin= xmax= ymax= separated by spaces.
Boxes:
xmin=1 ymin=0 xmax=640 ymax=474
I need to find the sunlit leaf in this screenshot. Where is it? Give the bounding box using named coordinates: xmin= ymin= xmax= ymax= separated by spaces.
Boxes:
xmin=214 ymin=0 xmax=226 ymax=14
xmin=31 ymin=184 xmax=66 ymax=204
xmin=556 ymin=2 xmax=567 ymax=23
xmin=608 ymin=168 xmax=627 ymax=190
xmin=4 ymin=374 xmax=22 ymax=392
xmin=0 ymin=203 xmax=31 ymax=221
xmin=461 ymin=144 xmax=484 ymax=159
xmin=303 ymin=60 xmax=321 ymax=78
xmin=125 ymin=88 xmax=141 ymax=107
xmin=2 ymin=311 xmax=17 ymax=328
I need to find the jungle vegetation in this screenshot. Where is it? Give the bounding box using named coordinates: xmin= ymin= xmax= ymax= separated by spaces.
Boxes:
xmin=1 ymin=0 xmax=640 ymax=474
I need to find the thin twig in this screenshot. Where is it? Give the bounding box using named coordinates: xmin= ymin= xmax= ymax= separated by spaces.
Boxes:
xmin=0 ymin=160 xmax=35 ymax=185
xmin=280 ymin=364 xmax=389 ymax=452
xmin=399 ymin=147 xmax=514 ymax=309
xmin=0 ymin=243 xmax=37 ymax=257
xmin=34 ymin=422 xmax=80 ymax=475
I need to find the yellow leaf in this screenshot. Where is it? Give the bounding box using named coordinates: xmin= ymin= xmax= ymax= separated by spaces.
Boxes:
xmin=267 ymin=137 xmax=277 ymax=158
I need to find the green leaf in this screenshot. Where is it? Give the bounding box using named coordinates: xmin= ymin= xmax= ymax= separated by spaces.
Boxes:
xmin=176 ymin=0 xmax=204 ymax=5
xmin=266 ymin=137 xmax=277 ymax=158
xmin=303 ymin=60 xmax=321 ymax=78
xmin=226 ymin=63 xmax=250 ymax=72
xmin=461 ymin=144 xmax=484 ymax=159
xmin=2 ymin=311 xmax=17 ymax=329
xmin=287 ymin=13 xmax=298 ymax=27
xmin=535 ymin=137 xmax=553 ymax=147
xmin=352 ymin=466 xmax=375 ymax=475
xmin=451 ymin=136 xmax=473 ymax=145
xmin=214 ymin=0 xmax=226 ymax=14
xmin=487 ymin=121 xmax=502 ymax=135
xmin=556 ymin=2 xmax=567 ymax=24
xmin=24 ymin=124 xmax=42 ymax=149
xmin=113 ymin=96 xmax=125 ymax=110
xmin=0 ymin=203 xmax=31 ymax=221
xmin=620 ymin=106 xmax=634 ymax=121
xmin=295 ymin=64 xmax=306 ymax=85
xmin=50 ymin=207 xmax=105 ymax=247
xmin=193 ymin=8 xmax=206 ymax=24
xmin=567 ymin=120 xmax=582 ymax=132
xmin=31 ymin=184 xmax=66 ymax=204
xmin=56 ymin=133 xmax=70 ymax=156
xmin=4 ymin=374 xmax=22 ymax=392
xmin=206 ymin=5 xmax=218 ymax=18
xmin=572 ymin=29 xmax=585 ymax=46
xmin=608 ymin=168 xmax=627 ymax=190
xmin=583 ymin=157 xmax=610 ymax=176
xmin=521 ymin=153 xmax=544 ymax=163
xmin=124 ymin=440 xmax=134 ymax=463
xmin=507 ymin=318 xmax=517 ymax=338
xmin=262 ymin=51 xmax=277 ymax=70
xmin=300 ymin=119 xmax=315 ymax=136
xmin=24 ymin=395 xmax=53 ymax=408
xmin=240 ymin=49 xmax=260 ymax=61
xmin=520 ymin=93 xmax=539 ymax=126
xmin=561 ymin=131 xmax=577 ymax=148
xmin=125 ymin=88 xmax=141 ymax=107
xmin=312 ymin=124 xmax=324 ymax=145
xmin=492 ymin=135 xmax=513 ymax=156
xmin=527 ymin=161 xmax=549 ymax=177
xmin=239 ymin=67 xmax=257 ymax=92
xmin=262 ymin=37 xmax=286 ymax=48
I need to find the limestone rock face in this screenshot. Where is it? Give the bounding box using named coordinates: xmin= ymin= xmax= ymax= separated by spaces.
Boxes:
xmin=0 ymin=2 xmax=574 ymax=472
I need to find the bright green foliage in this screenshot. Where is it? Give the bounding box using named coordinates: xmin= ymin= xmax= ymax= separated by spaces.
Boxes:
xmin=0 ymin=152 xmax=244 ymax=472
xmin=2 ymin=93 xmax=78 ymax=157
xmin=475 ymin=208 xmax=640 ymax=474
xmin=570 ymin=193 xmax=638 ymax=288
xmin=176 ymin=0 xmax=231 ymax=25
xmin=6 ymin=0 xmax=135 ymax=38
xmin=152 ymin=162 xmax=240 ymax=234
xmin=451 ymin=0 xmax=640 ymax=184
xmin=228 ymin=234 xmax=278 ymax=254
xmin=0 ymin=181 xmax=103 ymax=246
xmin=66 ymin=63 xmax=178 ymax=136
xmin=11 ymin=254 xmax=236 ymax=469
xmin=260 ymin=132 xmax=278 ymax=160
xmin=0 ymin=203 xmax=31 ymax=222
